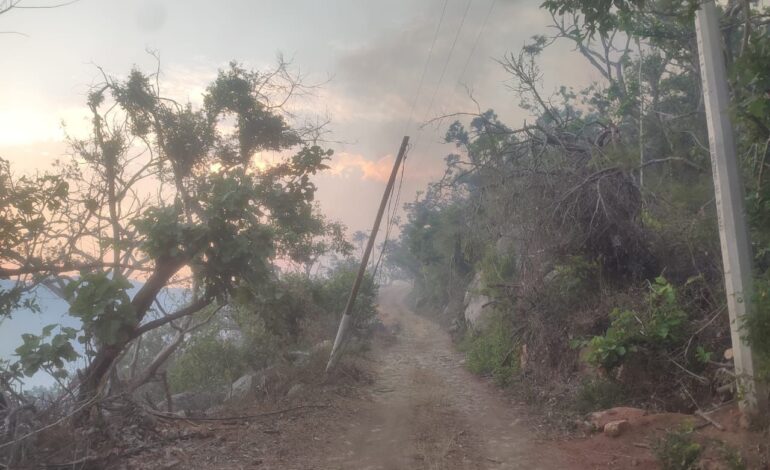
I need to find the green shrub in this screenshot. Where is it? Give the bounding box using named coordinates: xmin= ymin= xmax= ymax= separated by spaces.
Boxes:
xmin=233 ymin=261 xmax=379 ymax=344
xmin=587 ymin=277 xmax=687 ymax=370
xmin=654 ymin=423 xmax=702 ymax=470
xmin=744 ymin=274 xmax=770 ymax=380
xmin=716 ymin=442 xmax=747 ymax=470
xmin=478 ymin=243 xmax=517 ymax=292
xmin=168 ymin=330 xmax=250 ymax=393
xmin=312 ymin=260 xmax=378 ymax=331
xmin=461 ymin=312 xmax=518 ymax=386
xmin=550 ymin=255 xmax=599 ymax=298
xmin=574 ymin=377 xmax=626 ymax=413
xmin=539 ymin=255 xmax=600 ymax=318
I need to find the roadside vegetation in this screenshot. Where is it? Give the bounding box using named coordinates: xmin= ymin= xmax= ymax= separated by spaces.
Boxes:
xmin=0 ymin=58 xmax=379 ymax=466
xmin=385 ymin=0 xmax=770 ymax=452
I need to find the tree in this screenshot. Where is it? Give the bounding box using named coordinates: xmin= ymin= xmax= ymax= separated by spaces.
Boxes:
xmin=0 ymin=59 xmax=346 ymax=407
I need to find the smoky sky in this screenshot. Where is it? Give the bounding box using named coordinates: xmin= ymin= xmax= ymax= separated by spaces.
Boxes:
xmin=0 ymin=0 xmax=597 ymax=233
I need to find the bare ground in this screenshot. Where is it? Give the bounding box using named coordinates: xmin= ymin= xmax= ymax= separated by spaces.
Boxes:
xmin=115 ymin=283 xmax=572 ymax=469
xmin=316 ymin=283 xmax=572 ymax=470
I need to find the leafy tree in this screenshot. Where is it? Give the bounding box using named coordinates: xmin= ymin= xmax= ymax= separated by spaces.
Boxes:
xmin=0 ymin=60 xmax=347 ymax=407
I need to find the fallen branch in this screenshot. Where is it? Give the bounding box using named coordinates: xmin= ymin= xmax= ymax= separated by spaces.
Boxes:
xmin=147 ymin=404 xmax=330 ymax=421
xmin=668 ymin=358 xmax=709 ymax=384
xmin=695 ymin=410 xmax=724 ymax=431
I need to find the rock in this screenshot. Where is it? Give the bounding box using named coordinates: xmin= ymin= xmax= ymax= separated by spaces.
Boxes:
xmin=463 ymin=273 xmax=493 ymax=329
xmin=543 ymin=269 xmax=559 ymax=284
xmin=311 ymin=340 xmax=332 ymax=355
xmin=230 ymin=374 xmax=256 ymax=400
xmin=588 ymin=407 xmax=646 ymax=430
xmin=229 ymin=366 xmax=279 ymax=401
xmin=574 ymin=419 xmax=597 ymax=433
xmin=519 ymin=343 xmax=528 ymax=370
xmin=286 ymin=350 xmax=311 ymax=365
xmin=286 ymin=383 xmax=304 ymax=398
xmin=205 ymin=404 xmax=226 ymax=416
xmin=603 ymin=419 xmax=629 ymax=437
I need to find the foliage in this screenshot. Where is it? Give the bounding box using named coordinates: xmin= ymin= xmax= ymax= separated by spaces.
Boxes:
xmin=541 ymin=256 xmax=600 ymax=317
xmin=0 ymin=158 xmax=68 ymax=317
xmin=380 ymin=0 xmax=770 ymax=418
xmin=716 ymin=443 xmax=747 ymax=470
xmin=64 ymin=272 xmax=135 ymax=347
xmin=167 ymin=327 xmax=250 ymax=393
xmin=654 ymin=423 xmax=702 ymax=470
xmin=586 ymin=277 xmax=687 ymax=370
xmin=744 ymin=274 xmax=770 ymax=380
xmin=14 ymin=324 xmax=79 ymax=379
xmin=0 ymin=60 xmax=349 ymax=401
xmin=574 ymin=377 xmax=626 ymax=414
xmin=478 ymin=243 xmax=517 ymax=294
xmin=170 ymin=261 xmax=379 ymax=393
xmin=461 ymin=312 xmax=518 ymax=386
xmin=311 ymin=260 xmax=379 ymax=330
xmin=395 ymin=196 xmax=477 ymax=315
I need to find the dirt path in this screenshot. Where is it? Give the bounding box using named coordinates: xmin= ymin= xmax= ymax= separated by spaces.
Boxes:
xmin=123 ymin=284 xmax=581 ymax=469
xmin=314 ymin=283 xmax=572 ymax=470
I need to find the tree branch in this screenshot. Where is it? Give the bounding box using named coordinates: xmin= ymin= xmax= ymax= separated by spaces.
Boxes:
xmin=133 ymin=297 xmax=212 ymax=337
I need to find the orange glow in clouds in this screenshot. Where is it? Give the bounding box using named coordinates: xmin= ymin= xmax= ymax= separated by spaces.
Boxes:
xmin=327 ymin=152 xmax=395 ymax=182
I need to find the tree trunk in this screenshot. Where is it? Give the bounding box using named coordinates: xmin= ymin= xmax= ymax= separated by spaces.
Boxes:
xmin=75 ymin=256 xmax=186 ymax=407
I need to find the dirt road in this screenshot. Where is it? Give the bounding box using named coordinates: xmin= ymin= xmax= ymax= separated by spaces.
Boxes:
xmin=127 ymin=283 xmax=577 ymax=469
xmin=313 ymin=283 xmax=570 ymax=469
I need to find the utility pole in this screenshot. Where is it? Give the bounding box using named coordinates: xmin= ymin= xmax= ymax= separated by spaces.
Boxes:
xmin=695 ymin=0 xmax=767 ymax=416
xmin=326 ymin=136 xmax=410 ymax=372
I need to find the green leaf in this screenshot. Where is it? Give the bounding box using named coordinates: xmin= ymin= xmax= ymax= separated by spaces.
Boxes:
xmin=41 ymin=323 xmax=57 ymax=337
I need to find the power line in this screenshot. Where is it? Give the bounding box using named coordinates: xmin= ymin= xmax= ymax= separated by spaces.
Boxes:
xmin=373 ymin=145 xmax=409 ymax=280
xmin=457 ymin=0 xmax=496 ymax=86
xmin=373 ymin=0 xmax=453 ymax=280
xmin=404 ymin=0 xmax=450 ymax=136
xmin=374 ymin=0 xmax=478 ymax=281
xmin=420 ymin=0 xmax=474 ymax=126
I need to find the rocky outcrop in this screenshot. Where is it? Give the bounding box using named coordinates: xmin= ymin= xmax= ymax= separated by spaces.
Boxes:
xmin=463 ymin=272 xmax=493 ymax=330
xmin=603 ymin=419 xmax=629 ymax=437
xmin=228 ymin=366 xmax=282 ymax=401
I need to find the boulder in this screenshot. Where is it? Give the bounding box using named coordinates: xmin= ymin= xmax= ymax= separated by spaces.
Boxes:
xmin=463 ymin=273 xmax=493 ymax=329
xmin=603 ymin=419 xmax=629 ymax=437
xmin=723 ymin=348 xmax=733 ymax=360
xmin=228 ymin=366 xmax=279 ymax=401
xmin=286 ymin=383 xmax=304 ymax=398
xmin=311 ymin=340 xmax=332 ymax=355
xmin=230 ymin=374 xmax=257 ymax=400
xmin=588 ymin=407 xmax=646 ymax=431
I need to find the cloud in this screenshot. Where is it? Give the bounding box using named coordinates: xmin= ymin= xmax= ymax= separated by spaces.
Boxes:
xmin=327 ymin=152 xmax=396 ymax=182
xmin=0 ymin=105 xmax=92 ymax=146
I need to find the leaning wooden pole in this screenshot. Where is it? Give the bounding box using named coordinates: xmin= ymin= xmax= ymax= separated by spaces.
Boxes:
xmin=326 ymin=136 xmax=409 ymax=372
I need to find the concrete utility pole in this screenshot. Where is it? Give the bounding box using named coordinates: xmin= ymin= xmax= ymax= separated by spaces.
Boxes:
xmin=695 ymin=0 xmax=767 ymax=416
xmin=326 ymin=136 xmax=410 ymax=372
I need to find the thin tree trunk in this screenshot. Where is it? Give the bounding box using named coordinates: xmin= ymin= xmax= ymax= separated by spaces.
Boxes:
xmin=161 ymin=371 xmax=173 ymax=413
xmin=128 ymin=317 xmax=191 ymax=393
